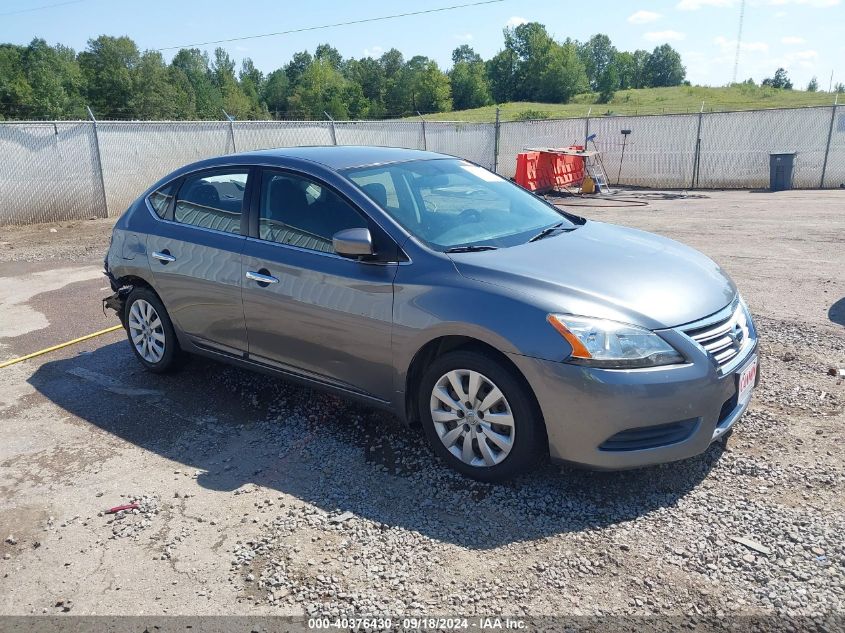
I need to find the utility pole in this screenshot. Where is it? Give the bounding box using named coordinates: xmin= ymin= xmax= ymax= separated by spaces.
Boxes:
xmin=732 ymin=0 xmax=746 ymax=84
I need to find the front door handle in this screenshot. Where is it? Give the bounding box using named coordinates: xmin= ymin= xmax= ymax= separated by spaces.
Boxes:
xmin=245 ymin=270 xmax=279 ymax=285
xmin=151 ymin=250 xmax=176 ymax=263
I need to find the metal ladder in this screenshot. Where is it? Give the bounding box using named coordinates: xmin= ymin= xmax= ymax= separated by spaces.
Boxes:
xmin=585 ymin=134 xmax=612 ymax=194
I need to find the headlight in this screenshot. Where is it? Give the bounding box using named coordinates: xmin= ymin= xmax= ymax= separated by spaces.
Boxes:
xmin=547 ymin=314 xmax=684 ymax=368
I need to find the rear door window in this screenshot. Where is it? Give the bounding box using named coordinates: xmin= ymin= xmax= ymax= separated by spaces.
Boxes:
xmin=174 ymin=171 xmax=248 ymax=235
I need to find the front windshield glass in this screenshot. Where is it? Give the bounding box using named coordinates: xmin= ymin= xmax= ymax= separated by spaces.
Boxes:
xmin=343 ymin=159 xmax=580 ymax=250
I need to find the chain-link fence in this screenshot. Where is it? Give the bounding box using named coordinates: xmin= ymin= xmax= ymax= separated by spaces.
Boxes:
xmin=1 ymin=105 xmax=843 ymax=226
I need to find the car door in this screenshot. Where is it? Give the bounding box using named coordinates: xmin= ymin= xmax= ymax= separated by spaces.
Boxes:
xmin=241 ymin=168 xmax=398 ymax=401
xmin=146 ymin=167 xmax=251 ymax=355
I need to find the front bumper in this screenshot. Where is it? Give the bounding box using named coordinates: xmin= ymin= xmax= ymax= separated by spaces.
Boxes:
xmin=509 ymin=331 xmax=759 ymax=470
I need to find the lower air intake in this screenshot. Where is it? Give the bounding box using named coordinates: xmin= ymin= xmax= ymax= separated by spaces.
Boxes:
xmin=598 ymin=419 xmax=699 ymax=452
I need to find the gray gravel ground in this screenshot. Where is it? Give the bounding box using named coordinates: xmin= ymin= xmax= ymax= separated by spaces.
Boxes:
xmin=0 ymin=189 xmax=842 ymax=624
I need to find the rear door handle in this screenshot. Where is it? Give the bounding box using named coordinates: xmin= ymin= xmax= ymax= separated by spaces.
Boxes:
xmin=245 ymin=270 xmax=279 ymax=285
xmin=151 ymin=251 xmax=176 ymax=263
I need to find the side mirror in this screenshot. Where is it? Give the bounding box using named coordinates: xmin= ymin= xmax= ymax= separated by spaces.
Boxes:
xmin=332 ymin=227 xmax=374 ymax=259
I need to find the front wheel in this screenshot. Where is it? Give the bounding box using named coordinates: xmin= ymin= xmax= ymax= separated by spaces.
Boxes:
xmin=418 ymin=350 xmax=545 ymax=482
xmin=124 ymin=287 xmax=182 ymax=373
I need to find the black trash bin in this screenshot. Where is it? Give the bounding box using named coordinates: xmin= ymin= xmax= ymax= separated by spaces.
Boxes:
xmin=769 ymin=152 xmax=796 ymax=191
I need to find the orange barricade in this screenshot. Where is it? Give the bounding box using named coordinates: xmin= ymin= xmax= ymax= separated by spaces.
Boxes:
xmin=514 ymin=146 xmax=585 ymax=193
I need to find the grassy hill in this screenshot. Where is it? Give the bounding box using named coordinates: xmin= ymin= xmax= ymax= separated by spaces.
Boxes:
xmin=417 ymin=85 xmax=839 ymax=122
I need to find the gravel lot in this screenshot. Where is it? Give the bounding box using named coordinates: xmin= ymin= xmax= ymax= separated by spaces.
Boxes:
xmin=0 ymin=189 xmax=843 ymax=625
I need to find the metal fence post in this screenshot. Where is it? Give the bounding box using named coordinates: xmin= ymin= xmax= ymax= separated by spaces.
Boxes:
xmin=85 ymin=105 xmax=109 ymax=218
xmin=324 ymin=111 xmax=338 ymax=145
xmin=417 ymin=111 xmax=427 ymax=150
xmin=222 ymin=110 xmax=237 ymax=152
xmin=690 ymin=101 xmax=705 ymax=189
xmin=585 ymin=107 xmax=591 ymax=146
xmin=493 ymin=107 xmax=501 ymax=173
xmin=820 ymin=96 xmax=838 ymax=188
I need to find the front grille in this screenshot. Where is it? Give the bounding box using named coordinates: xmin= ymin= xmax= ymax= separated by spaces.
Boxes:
xmin=680 ymin=301 xmax=751 ymax=370
xmin=598 ymin=419 xmax=699 ymax=452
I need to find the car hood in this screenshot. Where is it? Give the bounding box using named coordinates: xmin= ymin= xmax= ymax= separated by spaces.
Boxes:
xmin=448 ymin=221 xmax=737 ymax=329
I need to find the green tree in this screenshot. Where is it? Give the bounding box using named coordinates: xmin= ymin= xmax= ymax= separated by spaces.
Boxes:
xmin=596 ymin=63 xmax=619 ymax=103
xmin=314 ymin=44 xmax=343 ymax=69
xmin=131 ymin=50 xmax=183 ymax=119
xmin=806 ymin=76 xmax=818 ymax=92
xmin=406 ymin=56 xmax=451 ymax=113
xmin=379 ymin=48 xmax=404 ymax=79
xmin=170 ymin=48 xmax=221 ymax=119
xmin=239 ymin=58 xmax=263 ymax=104
xmin=287 ymin=57 xmax=349 ymax=119
xmin=644 ymin=44 xmax=685 ymax=87
xmin=381 ymin=49 xmax=409 ymax=115
xmin=285 ymin=50 xmax=312 ymax=87
xmin=616 ymin=50 xmax=650 ymax=90
xmin=211 ymin=47 xmax=260 ymax=118
xmin=486 ymin=47 xmax=517 ymax=103
xmin=835 ymin=82 xmax=845 ymax=93
xmin=262 ymin=69 xmax=289 ymax=117
xmin=21 ymin=39 xmax=85 ymax=119
xmin=343 ymin=57 xmax=385 ymax=117
xmin=508 ymin=22 xmax=556 ymax=101
xmin=538 ymin=39 xmax=588 ymax=103
xmin=762 ymin=67 xmax=792 ymax=89
xmin=452 ymin=44 xmax=481 ymax=65
xmin=579 ymin=34 xmax=617 ymax=91
xmin=78 ymin=35 xmax=140 ymax=118
xmin=0 ymin=44 xmax=32 ymax=119
xmin=449 ymin=45 xmax=491 ymax=110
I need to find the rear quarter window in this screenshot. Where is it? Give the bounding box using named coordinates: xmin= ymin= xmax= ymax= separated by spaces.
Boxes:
xmin=148 ymin=182 xmax=177 ymax=218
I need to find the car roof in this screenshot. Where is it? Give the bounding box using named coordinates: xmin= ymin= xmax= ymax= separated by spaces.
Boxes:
xmin=233 ymin=145 xmax=450 ymax=170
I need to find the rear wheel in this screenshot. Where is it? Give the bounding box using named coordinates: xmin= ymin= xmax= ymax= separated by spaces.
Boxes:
xmin=124 ymin=287 xmax=182 ymax=373
xmin=418 ymin=350 xmax=545 ymax=482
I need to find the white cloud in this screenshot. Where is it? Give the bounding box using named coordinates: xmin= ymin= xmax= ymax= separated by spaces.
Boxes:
xmin=714 ymin=35 xmax=769 ymax=52
xmin=363 ymin=46 xmax=384 ymax=58
xmin=677 ymin=0 xmax=735 ymax=10
xmin=644 ymin=30 xmax=686 ymax=41
xmin=793 ymin=49 xmax=818 ymax=59
xmin=454 ymin=32 xmax=474 ymax=42
xmin=773 ymin=9 xmax=789 ymax=15
xmin=679 ymin=0 xmax=837 ymax=7
xmin=505 ymin=16 xmax=528 ymax=27
xmin=781 ymin=35 xmax=805 ymax=44
xmin=628 ymin=10 xmax=662 ymax=23
xmin=762 ymin=0 xmax=838 ymax=6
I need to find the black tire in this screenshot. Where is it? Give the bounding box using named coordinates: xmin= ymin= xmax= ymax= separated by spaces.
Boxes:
xmin=123 ymin=286 xmax=183 ymax=373
xmin=418 ymin=350 xmax=546 ymax=482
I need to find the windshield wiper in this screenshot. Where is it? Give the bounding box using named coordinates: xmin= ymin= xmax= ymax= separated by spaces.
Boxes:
xmin=528 ymin=222 xmax=574 ymax=243
xmin=445 ymin=245 xmax=499 ymax=253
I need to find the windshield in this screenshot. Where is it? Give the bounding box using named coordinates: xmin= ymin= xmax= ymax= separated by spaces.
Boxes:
xmin=342 ymin=158 xmax=580 ymax=250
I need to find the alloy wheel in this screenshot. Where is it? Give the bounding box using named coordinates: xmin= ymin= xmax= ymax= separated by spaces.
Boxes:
xmin=429 ymin=369 xmax=515 ymax=467
xmin=128 ymin=299 xmax=166 ymax=364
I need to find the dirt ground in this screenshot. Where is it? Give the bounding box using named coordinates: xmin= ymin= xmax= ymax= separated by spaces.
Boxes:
xmin=0 ymin=189 xmax=843 ymax=622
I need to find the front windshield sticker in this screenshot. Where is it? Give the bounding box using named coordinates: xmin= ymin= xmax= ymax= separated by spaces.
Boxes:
xmin=460 ymin=163 xmax=503 ymax=183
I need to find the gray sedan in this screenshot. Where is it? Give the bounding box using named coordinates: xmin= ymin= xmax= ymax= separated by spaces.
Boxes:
xmin=104 ymin=146 xmax=759 ymax=481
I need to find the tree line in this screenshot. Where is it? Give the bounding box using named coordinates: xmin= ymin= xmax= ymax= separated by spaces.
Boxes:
xmin=0 ymin=22 xmax=688 ymax=121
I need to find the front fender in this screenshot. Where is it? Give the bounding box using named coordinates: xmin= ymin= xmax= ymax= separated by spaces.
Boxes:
xmin=391 ymin=264 xmax=575 ymax=393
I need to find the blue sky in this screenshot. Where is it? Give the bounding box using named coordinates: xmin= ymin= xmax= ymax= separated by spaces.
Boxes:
xmin=1 ymin=0 xmax=842 ymax=89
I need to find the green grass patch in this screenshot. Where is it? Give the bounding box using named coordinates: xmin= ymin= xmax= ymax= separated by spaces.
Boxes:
xmin=415 ymin=86 xmax=838 ymax=122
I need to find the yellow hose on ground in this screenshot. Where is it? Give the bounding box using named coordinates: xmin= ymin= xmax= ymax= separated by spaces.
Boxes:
xmin=0 ymin=325 xmax=123 ymax=369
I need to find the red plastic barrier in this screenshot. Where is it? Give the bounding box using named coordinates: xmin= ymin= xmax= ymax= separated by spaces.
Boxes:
xmin=515 ymin=147 xmax=585 ymax=193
